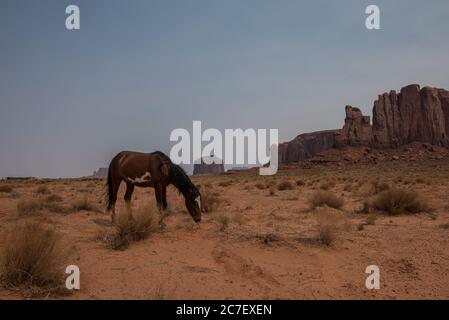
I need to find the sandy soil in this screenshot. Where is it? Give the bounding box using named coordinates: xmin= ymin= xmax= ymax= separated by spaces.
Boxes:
xmin=0 ymin=160 xmax=448 ymax=300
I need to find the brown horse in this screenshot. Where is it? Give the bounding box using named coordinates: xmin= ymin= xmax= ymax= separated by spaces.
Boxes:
xmin=106 ymin=151 xmax=201 ymax=223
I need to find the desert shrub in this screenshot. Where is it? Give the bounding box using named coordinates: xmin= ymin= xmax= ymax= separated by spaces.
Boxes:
xmin=277 ymin=181 xmax=294 ymax=191
xmin=319 ymin=183 xmax=330 ymax=190
xmin=315 ymin=207 xmax=347 ymax=246
xmin=343 ymin=184 xmax=353 ymax=192
xmin=374 ymin=181 xmax=390 ymax=193
xmin=130 ymin=206 xmax=158 ymax=240
xmin=309 ymin=191 xmax=344 ymax=210
xmin=70 ymin=195 xmax=99 ymax=212
xmin=17 ymin=199 xmax=44 ymax=216
xmin=255 ymin=183 xmax=267 ymax=190
xmin=214 ymin=215 xmax=230 ymax=232
xmin=105 ymin=206 xmax=158 ymax=250
xmin=0 ymin=222 xmax=66 ymax=291
xmin=358 ymin=181 xmax=390 ymax=197
xmin=0 ymin=185 xmax=13 ymax=193
xmin=365 ymin=214 xmax=377 ymax=225
xmin=296 ymin=179 xmax=305 ymax=186
xmin=268 ymin=187 xmax=276 ymax=196
xmin=36 ymin=185 xmax=50 ymax=195
xmin=45 ymin=194 xmax=63 ymax=203
xmin=218 ymin=180 xmax=232 ymax=187
xmin=201 ymin=191 xmax=220 ymax=213
xmin=365 ymin=189 xmax=431 ymax=215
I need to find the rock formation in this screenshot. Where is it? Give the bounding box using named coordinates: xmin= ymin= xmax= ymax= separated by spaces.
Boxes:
xmin=92 ymin=167 xmax=108 ymax=178
xmin=372 ymin=85 xmax=449 ymax=148
xmin=279 ymin=84 xmax=449 ymax=165
xmin=279 ymin=130 xmax=338 ymax=164
xmin=335 ymin=106 xmax=372 ymax=147
xmin=193 ymin=156 xmax=224 ymax=175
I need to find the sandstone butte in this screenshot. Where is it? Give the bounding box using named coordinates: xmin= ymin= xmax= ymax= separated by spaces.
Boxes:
xmin=279 ymin=84 xmax=449 ymax=165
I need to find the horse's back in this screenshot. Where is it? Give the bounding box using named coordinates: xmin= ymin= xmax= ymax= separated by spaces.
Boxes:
xmin=109 ymin=151 xmax=169 ymax=181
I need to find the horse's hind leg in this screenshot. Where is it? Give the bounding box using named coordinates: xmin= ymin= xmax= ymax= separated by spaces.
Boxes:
xmin=109 ymin=178 xmax=121 ymax=224
xmin=124 ymin=183 xmax=135 ymax=221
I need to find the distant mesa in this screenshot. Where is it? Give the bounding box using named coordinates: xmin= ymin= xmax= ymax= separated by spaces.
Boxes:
xmin=193 ymin=156 xmax=224 ymax=175
xmin=92 ymin=167 xmax=108 ymax=178
xmin=279 ymin=84 xmax=449 ymax=165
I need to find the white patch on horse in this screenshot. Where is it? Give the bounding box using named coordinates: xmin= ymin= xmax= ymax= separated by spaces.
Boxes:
xmin=128 ymin=172 xmax=152 ymax=184
xmin=195 ymin=196 xmax=201 ymax=209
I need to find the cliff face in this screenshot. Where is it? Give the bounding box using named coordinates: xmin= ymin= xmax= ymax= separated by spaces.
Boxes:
xmin=335 ymin=106 xmax=372 ymax=147
xmin=193 ymin=157 xmax=224 ymax=175
xmin=372 ymin=85 xmax=449 ymax=148
xmin=279 ymin=130 xmax=338 ymax=164
xmin=92 ymin=168 xmax=108 ymax=178
xmin=280 ymin=84 xmax=449 ymax=165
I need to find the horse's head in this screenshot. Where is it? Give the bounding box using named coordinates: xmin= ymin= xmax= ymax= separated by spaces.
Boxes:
xmin=168 ymin=163 xmax=202 ymax=223
xmin=185 ymin=187 xmax=202 ymax=223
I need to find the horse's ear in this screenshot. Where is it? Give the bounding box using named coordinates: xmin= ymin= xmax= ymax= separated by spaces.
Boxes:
xmin=160 ymin=163 xmax=170 ymax=177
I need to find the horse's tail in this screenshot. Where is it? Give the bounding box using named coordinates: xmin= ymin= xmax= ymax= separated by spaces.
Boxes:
xmin=106 ymin=167 xmax=114 ymax=211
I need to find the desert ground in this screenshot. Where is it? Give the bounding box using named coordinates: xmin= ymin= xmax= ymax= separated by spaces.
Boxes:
xmin=0 ymin=159 xmax=448 ymax=300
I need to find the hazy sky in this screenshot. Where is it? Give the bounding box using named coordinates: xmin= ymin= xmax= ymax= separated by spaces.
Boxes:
xmin=1 ymin=0 xmax=449 ymax=178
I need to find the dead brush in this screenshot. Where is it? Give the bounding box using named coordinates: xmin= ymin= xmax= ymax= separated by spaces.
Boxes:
xmin=309 ymin=191 xmax=344 ymax=210
xmin=358 ymin=181 xmax=390 ymax=197
xmin=218 ymin=180 xmax=232 ymax=187
xmin=213 ymin=215 xmax=230 ymax=232
xmin=70 ymin=195 xmax=100 ymax=212
xmin=0 ymin=185 xmax=13 ymax=193
xmin=314 ymin=206 xmax=348 ymax=246
xmin=277 ymin=180 xmax=294 ymax=191
xmin=201 ymin=190 xmax=221 ymax=213
xmin=104 ymin=206 xmax=158 ymax=250
xmin=362 ymin=188 xmax=432 ymax=215
xmin=36 ymin=185 xmax=51 ymax=195
xmin=0 ymin=221 xmax=68 ymax=294
xmin=17 ymin=198 xmax=44 ymax=216
xmin=255 ymin=182 xmax=268 ymax=190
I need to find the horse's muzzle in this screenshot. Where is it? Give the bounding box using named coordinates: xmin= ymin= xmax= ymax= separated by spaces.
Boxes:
xmin=194 ymin=217 xmax=201 ymax=223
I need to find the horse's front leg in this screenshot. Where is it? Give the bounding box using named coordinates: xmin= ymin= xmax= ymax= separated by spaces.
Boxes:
xmin=124 ymin=183 xmax=135 ymax=221
xmin=161 ymin=185 xmax=168 ymax=210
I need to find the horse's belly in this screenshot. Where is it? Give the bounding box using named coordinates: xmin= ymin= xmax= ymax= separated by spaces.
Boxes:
xmin=132 ymin=181 xmax=154 ymax=188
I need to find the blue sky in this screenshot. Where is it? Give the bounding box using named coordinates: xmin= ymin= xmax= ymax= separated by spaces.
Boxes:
xmin=1 ymin=0 xmax=449 ymax=177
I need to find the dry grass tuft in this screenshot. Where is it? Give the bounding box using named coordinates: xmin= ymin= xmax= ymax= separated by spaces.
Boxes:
xmin=17 ymin=199 xmax=44 ymax=216
xmin=214 ymin=215 xmax=230 ymax=232
xmin=296 ymin=179 xmax=305 ymax=186
xmin=255 ymin=182 xmax=268 ymax=190
xmin=364 ymin=189 xmax=431 ymax=215
xmin=315 ymin=206 xmax=347 ymax=246
xmin=0 ymin=185 xmax=13 ymax=193
xmin=104 ymin=206 xmax=158 ymax=250
xmin=45 ymin=194 xmax=63 ymax=203
xmin=201 ymin=191 xmax=221 ymax=213
xmin=358 ymin=181 xmax=390 ymax=197
xmin=218 ymin=180 xmax=232 ymax=187
xmin=36 ymin=185 xmax=51 ymax=195
xmin=70 ymin=195 xmax=99 ymax=212
xmin=277 ymin=180 xmax=294 ymax=191
xmin=0 ymin=221 xmax=67 ymax=293
xmin=309 ymin=191 xmax=344 ymax=210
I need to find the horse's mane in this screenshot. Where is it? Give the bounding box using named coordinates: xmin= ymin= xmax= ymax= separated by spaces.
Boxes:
xmin=152 ymin=151 xmax=199 ymax=197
